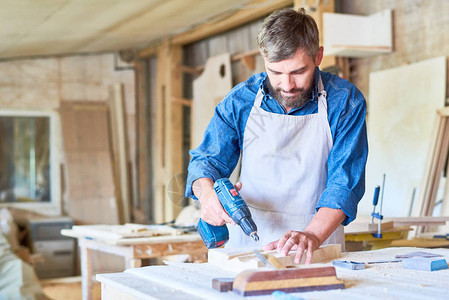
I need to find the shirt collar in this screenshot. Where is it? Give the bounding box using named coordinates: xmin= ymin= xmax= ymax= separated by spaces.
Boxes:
xmin=260 ymin=67 xmax=321 ymax=102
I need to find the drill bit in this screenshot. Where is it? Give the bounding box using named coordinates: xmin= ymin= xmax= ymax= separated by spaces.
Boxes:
xmin=250 ymin=232 xmax=259 ymax=242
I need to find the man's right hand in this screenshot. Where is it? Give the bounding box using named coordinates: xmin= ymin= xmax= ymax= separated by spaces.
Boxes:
xmin=193 ymin=178 xmax=236 ymax=226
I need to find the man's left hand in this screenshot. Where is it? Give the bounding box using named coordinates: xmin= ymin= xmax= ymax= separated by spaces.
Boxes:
xmin=262 ymin=230 xmax=321 ymax=264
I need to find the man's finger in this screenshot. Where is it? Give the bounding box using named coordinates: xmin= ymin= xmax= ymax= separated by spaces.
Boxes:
xmin=280 ymin=236 xmax=297 ymax=256
xmin=276 ymin=232 xmax=291 ymax=253
xmin=294 ymin=245 xmax=305 ymax=264
xmin=262 ymin=241 xmax=278 ymax=251
xmin=304 ymin=240 xmax=314 ymax=264
xmin=221 ymin=211 xmax=236 ymax=225
xmin=234 ymin=181 xmax=242 ymax=191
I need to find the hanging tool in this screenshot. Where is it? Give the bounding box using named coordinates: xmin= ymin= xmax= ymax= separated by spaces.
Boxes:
xmin=371 ymin=174 xmax=386 ymax=238
xmin=196 ymin=178 xmax=259 ymax=248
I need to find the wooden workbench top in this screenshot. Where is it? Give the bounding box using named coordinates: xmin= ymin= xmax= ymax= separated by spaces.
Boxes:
xmin=97 ymin=247 xmax=449 ymax=299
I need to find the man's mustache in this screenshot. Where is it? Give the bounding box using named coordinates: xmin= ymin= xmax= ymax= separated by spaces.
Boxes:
xmin=275 ymin=87 xmax=303 ymax=94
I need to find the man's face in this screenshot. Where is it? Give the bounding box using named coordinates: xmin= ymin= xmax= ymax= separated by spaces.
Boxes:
xmin=264 ymin=47 xmax=323 ymax=112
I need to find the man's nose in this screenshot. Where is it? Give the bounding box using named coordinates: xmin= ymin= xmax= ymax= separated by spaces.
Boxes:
xmin=280 ymin=74 xmax=295 ymax=91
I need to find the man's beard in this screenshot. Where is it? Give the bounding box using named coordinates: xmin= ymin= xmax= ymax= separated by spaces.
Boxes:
xmin=267 ymin=79 xmax=314 ymax=110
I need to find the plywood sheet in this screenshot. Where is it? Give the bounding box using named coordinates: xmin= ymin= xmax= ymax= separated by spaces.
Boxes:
xmin=60 ymin=101 xmax=120 ymax=225
xmin=362 ymin=56 xmax=446 ymax=217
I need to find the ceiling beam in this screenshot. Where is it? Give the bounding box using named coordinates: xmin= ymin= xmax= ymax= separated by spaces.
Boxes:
xmin=139 ymin=0 xmax=293 ymax=57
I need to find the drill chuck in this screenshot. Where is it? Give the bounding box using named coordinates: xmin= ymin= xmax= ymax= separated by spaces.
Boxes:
xmin=251 ymin=232 xmax=259 ymax=242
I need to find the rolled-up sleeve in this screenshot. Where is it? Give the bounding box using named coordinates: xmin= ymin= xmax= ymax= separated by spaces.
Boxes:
xmin=316 ymin=88 xmax=368 ymax=225
xmin=185 ymin=99 xmax=241 ymax=199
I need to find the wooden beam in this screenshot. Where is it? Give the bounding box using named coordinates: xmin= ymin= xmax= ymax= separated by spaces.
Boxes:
xmin=138 ymin=46 xmax=156 ymax=59
xmin=170 ymin=0 xmax=293 ymax=46
xmin=155 ymin=41 xmax=184 ymax=223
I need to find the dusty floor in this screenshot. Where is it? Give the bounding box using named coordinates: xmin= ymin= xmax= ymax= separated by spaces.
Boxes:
xmin=41 ymin=277 xmax=101 ymax=300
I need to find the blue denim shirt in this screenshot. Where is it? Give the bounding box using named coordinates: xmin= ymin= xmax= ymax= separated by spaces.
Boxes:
xmin=186 ymin=67 xmax=368 ymax=225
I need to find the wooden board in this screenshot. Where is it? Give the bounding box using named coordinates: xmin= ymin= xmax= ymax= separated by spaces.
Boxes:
xmin=384 ymin=216 xmax=449 ymax=227
xmin=208 ymin=244 xmax=341 ymax=272
xmin=323 ymin=9 xmax=392 ymax=57
xmin=192 ymin=53 xmax=241 ymax=182
xmin=70 ymin=224 xmax=180 ymax=240
xmin=344 ymin=220 xmax=394 ymax=234
xmin=191 ymin=53 xmax=232 ymax=149
xmin=108 ymin=83 xmax=131 ymax=224
xmin=362 ymin=56 xmax=446 ymax=218
xmin=60 ymin=101 xmax=120 ymax=225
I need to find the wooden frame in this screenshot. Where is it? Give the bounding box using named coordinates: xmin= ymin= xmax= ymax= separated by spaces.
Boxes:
xmin=416 ymin=107 xmax=449 ymax=233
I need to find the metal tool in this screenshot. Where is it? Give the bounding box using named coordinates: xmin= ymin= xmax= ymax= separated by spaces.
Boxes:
xmin=332 ymin=260 xmax=365 ymax=270
xmin=197 ymin=178 xmax=259 ymax=248
xmin=253 ymin=249 xmax=277 ymax=270
xmin=371 ymin=174 xmax=386 ymax=238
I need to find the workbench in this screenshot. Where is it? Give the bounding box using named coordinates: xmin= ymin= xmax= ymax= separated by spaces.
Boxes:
xmin=97 ymin=247 xmax=449 ymax=300
xmin=61 ymin=226 xmax=207 ymax=300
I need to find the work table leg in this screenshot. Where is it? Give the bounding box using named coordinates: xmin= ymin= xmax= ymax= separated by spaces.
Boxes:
xmin=80 ymin=245 xmax=93 ymax=300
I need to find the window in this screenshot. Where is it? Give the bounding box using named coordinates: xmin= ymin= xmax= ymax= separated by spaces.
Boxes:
xmin=0 ymin=110 xmax=60 ymax=214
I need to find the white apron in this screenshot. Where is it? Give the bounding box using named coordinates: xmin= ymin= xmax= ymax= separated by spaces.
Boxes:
xmin=227 ymin=75 xmax=345 ymax=250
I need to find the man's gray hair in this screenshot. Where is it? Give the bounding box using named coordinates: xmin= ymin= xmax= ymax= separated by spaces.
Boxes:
xmin=257 ymin=8 xmax=320 ymax=62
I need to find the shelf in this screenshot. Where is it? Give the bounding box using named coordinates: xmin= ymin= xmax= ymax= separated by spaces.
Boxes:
xmin=323 ymin=9 xmax=393 ymax=57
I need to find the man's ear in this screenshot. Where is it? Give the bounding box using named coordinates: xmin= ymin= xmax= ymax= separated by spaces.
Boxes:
xmin=315 ymin=46 xmax=324 ymax=66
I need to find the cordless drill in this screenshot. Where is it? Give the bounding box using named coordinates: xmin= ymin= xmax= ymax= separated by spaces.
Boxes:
xmin=196 ymin=178 xmax=259 ymax=249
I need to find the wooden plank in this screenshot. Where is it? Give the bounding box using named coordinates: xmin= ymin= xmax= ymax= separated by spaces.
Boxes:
xmin=415 ymin=108 xmax=449 ymax=234
xmin=208 ymin=244 xmax=341 ymax=272
xmin=60 ymin=101 xmax=120 ymax=225
xmin=322 ymin=10 xmax=392 ymax=57
xmin=415 ymin=112 xmax=446 ymax=219
xmin=385 ymin=216 xmax=449 ymax=227
xmin=425 ymin=118 xmax=449 ymax=217
xmin=191 ymin=53 xmax=232 ymax=149
xmin=390 ymin=238 xmax=449 ymax=248
xmin=344 ymin=220 xmax=394 ymax=234
xmin=132 ymin=240 xmax=207 ymax=259
xmin=154 ymin=41 xmax=184 ymax=223
xmin=439 ymin=150 xmax=449 ymax=234
xmin=109 ymin=83 xmax=131 ymax=224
